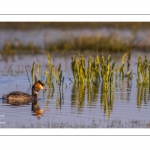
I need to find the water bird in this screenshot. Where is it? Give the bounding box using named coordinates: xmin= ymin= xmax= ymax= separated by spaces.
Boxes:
xmin=2 ymin=80 xmax=47 ymax=106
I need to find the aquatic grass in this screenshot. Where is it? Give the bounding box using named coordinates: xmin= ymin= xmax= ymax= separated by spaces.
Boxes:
xmin=55 ymin=64 xmax=63 ymax=87
xmin=46 ymin=53 xmax=64 ymax=90
xmin=71 ymin=54 xmax=102 ymax=84
xmin=31 ymin=62 xmax=36 ymax=84
xmin=136 ymin=55 xmax=150 ymax=107
xmin=44 ymin=53 xmax=55 ymax=89
xmin=71 ymin=53 xmax=116 ymax=118
xmin=44 ymin=52 xmax=150 ymax=110
xmin=149 ymin=63 xmax=150 ymax=89
xmin=0 ymin=41 xmax=41 ymax=56
xmin=27 ymin=55 xmax=60 ymax=109
xmin=46 ymin=35 xmax=132 ymax=52
xmin=100 ymin=59 xmax=115 ymax=118
xmin=100 ymin=55 xmax=114 ymax=88
xmin=29 ymin=53 xmax=65 ymax=104
xmin=137 ymin=55 xmax=149 ymax=87
xmin=70 ymin=52 xmax=136 ymax=117
xmin=115 ymin=52 xmax=133 ymax=82
xmin=71 ymin=54 xmax=116 ymax=87
xmin=2 ymin=33 xmax=150 ymax=58
xmin=71 ymin=54 xmax=85 ymax=83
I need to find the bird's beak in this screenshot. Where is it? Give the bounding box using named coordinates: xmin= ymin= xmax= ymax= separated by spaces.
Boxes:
xmin=43 ymin=86 xmax=49 ymax=91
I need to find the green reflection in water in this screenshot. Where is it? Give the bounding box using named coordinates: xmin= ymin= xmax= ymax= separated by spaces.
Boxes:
xmin=100 ymin=80 xmax=114 ymax=118
xmin=56 ymin=88 xmax=64 ymax=110
xmin=70 ymin=80 xmax=115 ymax=118
xmin=45 ymin=88 xmax=54 ymax=108
xmin=87 ymin=82 xmax=99 ymax=107
xmin=137 ymin=86 xmax=149 ymax=108
xmin=71 ymin=82 xmax=85 ymax=112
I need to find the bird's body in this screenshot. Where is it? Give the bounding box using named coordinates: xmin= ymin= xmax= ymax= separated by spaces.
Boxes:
xmin=2 ymin=91 xmax=33 ymax=105
xmin=2 ymin=80 xmax=46 ymax=107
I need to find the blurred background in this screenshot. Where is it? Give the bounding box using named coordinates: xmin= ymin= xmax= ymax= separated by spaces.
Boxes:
xmin=1 ymin=22 xmax=150 ymax=57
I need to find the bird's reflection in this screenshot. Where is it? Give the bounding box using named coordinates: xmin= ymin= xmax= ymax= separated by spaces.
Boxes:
xmin=32 ymin=99 xmax=44 ymax=117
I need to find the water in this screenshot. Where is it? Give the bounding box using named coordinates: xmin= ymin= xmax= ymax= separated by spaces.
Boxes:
xmin=0 ymin=52 xmax=150 ymax=128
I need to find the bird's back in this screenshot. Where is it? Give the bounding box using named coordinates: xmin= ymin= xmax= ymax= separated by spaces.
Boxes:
xmin=2 ymin=91 xmax=33 ymax=105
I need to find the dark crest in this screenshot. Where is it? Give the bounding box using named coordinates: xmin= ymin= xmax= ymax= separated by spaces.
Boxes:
xmin=37 ymin=80 xmax=45 ymax=86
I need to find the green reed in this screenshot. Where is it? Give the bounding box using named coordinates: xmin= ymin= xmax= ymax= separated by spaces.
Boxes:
xmin=45 ymin=53 xmax=64 ymax=91
xmin=100 ymin=56 xmax=115 ymax=118
xmin=31 ymin=62 xmax=36 ymax=84
xmin=29 ymin=53 xmax=65 ymax=94
xmin=137 ymin=55 xmax=149 ymax=87
xmin=71 ymin=54 xmax=85 ymax=83
xmin=71 ymin=53 xmax=116 ymax=117
xmin=100 ymin=55 xmax=115 ymax=91
xmin=71 ymin=54 xmax=101 ymax=84
xmin=44 ymin=53 xmax=55 ymax=89
xmin=135 ymin=55 xmax=150 ymax=108
xmin=37 ymin=61 xmax=40 ymax=79
xmin=149 ymin=63 xmax=150 ymax=89
xmin=55 ymin=64 xmax=64 ymax=87
xmin=115 ymin=52 xmax=132 ymax=81
xmin=30 ymin=55 xmax=53 ymax=87
xmin=71 ymin=54 xmax=116 ymax=91
xmin=30 ymin=61 xmax=44 ymax=86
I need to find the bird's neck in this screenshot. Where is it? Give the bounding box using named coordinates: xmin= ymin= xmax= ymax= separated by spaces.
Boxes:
xmin=32 ymin=89 xmax=38 ymax=99
xmin=32 ymin=89 xmax=40 ymax=111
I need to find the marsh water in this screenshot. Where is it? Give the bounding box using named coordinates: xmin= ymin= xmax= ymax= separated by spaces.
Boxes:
xmin=1 ymin=28 xmax=150 ymax=128
xmin=0 ymin=51 xmax=150 ymax=128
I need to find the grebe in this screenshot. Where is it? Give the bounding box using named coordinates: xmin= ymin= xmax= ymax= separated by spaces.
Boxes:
xmin=2 ymin=80 xmax=46 ymax=106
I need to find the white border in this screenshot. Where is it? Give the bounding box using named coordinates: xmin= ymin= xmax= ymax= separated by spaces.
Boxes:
xmin=0 ymin=15 xmax=150 ymax=22
xmin=0 ymin=0 xmax=149 ymax=14
xmin=0 ymin=128 xmax=149 ymax=135
xmin=0 ymin=1 xmax=149 ymax=149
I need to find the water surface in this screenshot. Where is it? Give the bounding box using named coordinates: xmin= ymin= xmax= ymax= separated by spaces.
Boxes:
xmin=0 ymin=52 xmax=150 ymax=128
